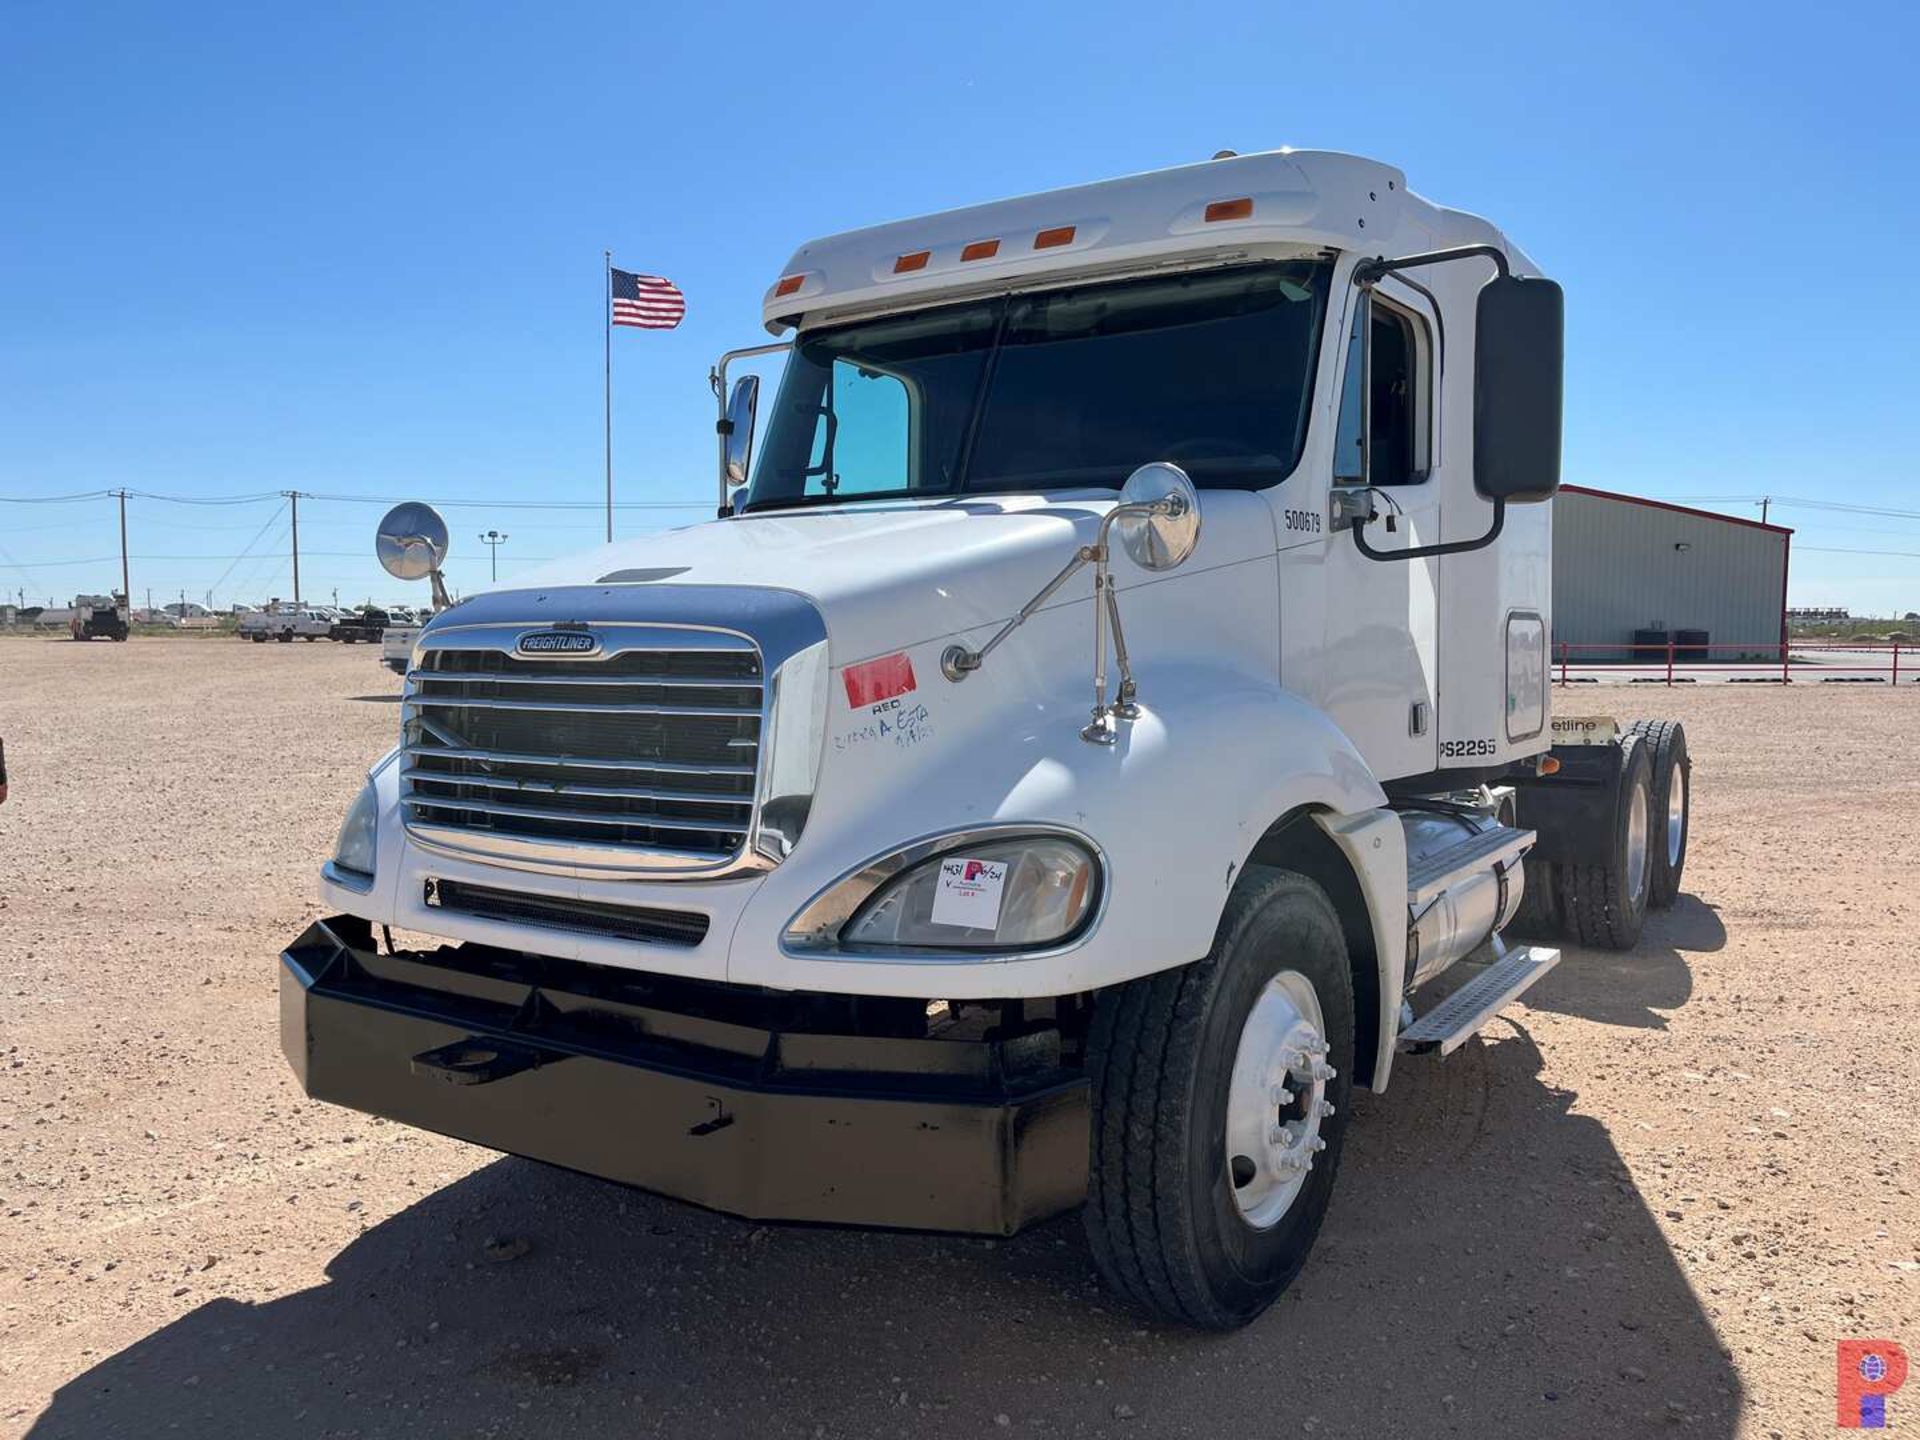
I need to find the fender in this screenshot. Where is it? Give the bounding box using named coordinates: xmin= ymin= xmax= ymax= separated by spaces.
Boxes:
xmin=1310 ymin=807 xmax=1408 ymax=1093
xmin=730 ymin=634 xmax=1395 ymax=1001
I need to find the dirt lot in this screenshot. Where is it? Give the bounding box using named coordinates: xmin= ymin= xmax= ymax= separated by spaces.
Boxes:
xmin=2 ymin=637 xmax=1915 ymax=1439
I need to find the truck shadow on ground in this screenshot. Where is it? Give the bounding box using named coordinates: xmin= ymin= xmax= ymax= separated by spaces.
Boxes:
xmin=1520 ymin=893 xmax=1726 ymax=1031
xmin=31 ymin=1024 xmax=1743 ymax=1438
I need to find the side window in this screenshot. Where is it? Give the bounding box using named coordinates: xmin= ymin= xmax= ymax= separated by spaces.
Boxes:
xmin=804 ymin=360 xmax=913 ymax=498
xmin=1333 ymin=292 xmax=1433 ymax=486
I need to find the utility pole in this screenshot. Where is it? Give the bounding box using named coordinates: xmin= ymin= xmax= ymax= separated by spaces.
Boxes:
xmin=113 ymin=489 xmax=130 ymax=604
xmin=283 ymin=491 xmax=303 ymax=604
xmin=1758 ymin=496 xmax=1771 ymax=525
xmin=479 ymin=529 xmax=510 ymax=582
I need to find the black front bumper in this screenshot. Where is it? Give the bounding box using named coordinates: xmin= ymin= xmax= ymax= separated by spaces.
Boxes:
xmin=279 ymin=917 xmax=1089 ymax=1235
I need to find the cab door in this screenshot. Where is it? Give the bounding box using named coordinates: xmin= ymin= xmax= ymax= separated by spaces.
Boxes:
xmin=1318 ymin=278 xmax=1442 ymax=781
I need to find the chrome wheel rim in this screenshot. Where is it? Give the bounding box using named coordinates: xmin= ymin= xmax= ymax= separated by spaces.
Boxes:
xmin=1625 ymin=777 xmax=1650 ymax=905
xmin=1666 ymin=764 xmax=1687 ymax=868
xmin=1225 ymin=970 xmax=1333 ymax=1230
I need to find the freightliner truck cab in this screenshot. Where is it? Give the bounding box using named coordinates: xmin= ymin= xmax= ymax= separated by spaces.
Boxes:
xmin=282 ymin=149 xmax=1692 ymax=1329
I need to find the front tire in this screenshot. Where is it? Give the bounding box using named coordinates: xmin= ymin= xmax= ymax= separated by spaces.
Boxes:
xmin=1084 ymin=868 xmax=1354 ymax=1329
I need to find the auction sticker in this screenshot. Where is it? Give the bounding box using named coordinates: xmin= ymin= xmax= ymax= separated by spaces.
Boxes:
xmin=931 ymin=856 xmax=1007 ymax=930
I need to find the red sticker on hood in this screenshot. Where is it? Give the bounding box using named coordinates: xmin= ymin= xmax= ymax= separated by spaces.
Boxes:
xmin=843 ymin=652 xmax=917 ymax=708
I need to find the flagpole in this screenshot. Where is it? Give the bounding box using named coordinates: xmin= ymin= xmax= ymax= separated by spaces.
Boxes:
xmin=603 ymin=249 xmax=613 ymax=544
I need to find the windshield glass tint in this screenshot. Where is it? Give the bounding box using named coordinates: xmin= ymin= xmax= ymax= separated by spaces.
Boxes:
xmin=745 ymin=261 xmax=1330 ymax=509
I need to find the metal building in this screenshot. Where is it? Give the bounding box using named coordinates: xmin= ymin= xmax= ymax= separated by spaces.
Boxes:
xmin=1552 ymin=486 xmax=1791 ymax=661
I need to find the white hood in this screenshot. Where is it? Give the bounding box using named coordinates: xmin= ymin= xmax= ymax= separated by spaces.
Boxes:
xmin=502 ymin=491 xmax=1276 ymax=665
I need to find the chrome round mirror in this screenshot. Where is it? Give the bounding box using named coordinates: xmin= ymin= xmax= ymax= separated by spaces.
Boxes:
xmin=1114 ymin=462 xmax=1201 ymax=571
xmin=376 ymin=502 xmax=450 ymax=581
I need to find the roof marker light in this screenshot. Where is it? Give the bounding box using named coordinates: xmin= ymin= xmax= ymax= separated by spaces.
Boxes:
xmin=893 ymin=250 xmax=931 ymax=274
xmin=1204 ymin=197 xmax=1254 ymax=223
xmin=1033 ymin=226 xmax=1076 ymax=250
xmin=773 ymin=274 xmax=806 ymax=297
xmin=960 ymin=239 xmax=1000 ymax=262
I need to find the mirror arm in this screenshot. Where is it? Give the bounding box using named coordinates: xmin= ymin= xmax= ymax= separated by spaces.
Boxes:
xmin=940 ymin=496 xmax=1181 ymax=685
xmin=1351 ymin=495 xmax=1506 ymax=563
xmin=1352 ymin=243 xmax=1510 ymax=288
xmin=942 ymin=546 xmax=1095 ymax=681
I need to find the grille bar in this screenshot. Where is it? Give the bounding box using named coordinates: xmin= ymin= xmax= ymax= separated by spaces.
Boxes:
xmin=400 ymin=766 xmax=752 ymax=808
xmin=401 ymin=743 xmax=756 ymax=778
xmin=411 ymin=695 xmax=759 ymax=719
xmin=404 ymin=794 xmax=751 ymax=836
xmin=414 ymin=672 xmax=763 ymax=692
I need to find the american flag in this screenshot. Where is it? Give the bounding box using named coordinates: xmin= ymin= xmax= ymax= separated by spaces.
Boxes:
xmin=610 ymin=267 xmax=686 ymax=330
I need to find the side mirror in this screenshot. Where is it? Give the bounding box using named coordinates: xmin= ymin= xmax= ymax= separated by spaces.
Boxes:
xmin=723 ymin=375 xmax=759 ymax=486
xmin=375 ymin=502 xmax=453 ymax=611
xmin=1113 ymin=462 xmax=1201 ymax=571
xmin=1473 ymin=275 xmax=1563 ymax=502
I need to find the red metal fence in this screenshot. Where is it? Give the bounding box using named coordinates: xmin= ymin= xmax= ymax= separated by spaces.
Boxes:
xmin=1554 ymin=640 xmax=1913 ymax=685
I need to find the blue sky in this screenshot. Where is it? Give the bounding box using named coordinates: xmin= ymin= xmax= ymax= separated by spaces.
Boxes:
xmin=3 ymin=1 xmax=1917 ymax=614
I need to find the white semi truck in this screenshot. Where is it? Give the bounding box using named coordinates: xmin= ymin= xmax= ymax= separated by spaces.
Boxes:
xmin=281 ymin=150 xmax=1692 ymax=1329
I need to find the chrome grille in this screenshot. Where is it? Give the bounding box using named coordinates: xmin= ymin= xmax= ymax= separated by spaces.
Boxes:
xmin=403 ymin=636 xmax=763 ymax=865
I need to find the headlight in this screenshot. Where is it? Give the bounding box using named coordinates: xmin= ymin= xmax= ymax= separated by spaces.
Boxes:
xmin=328 ymin=783 xmax=379 ymax=885
xmin=839 ymin=835 xmax=1099 ymax=952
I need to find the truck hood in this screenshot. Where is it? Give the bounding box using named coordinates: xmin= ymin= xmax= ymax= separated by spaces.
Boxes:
xmin=502 ymin=490 xmax=1276 ymax=663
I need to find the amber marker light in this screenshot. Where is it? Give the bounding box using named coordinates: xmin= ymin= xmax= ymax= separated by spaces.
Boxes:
xmin=960 ymin=239 xmax=1000 ymax=262
xmin=1033 ymin=226 xmax=1076 ymax=250
xmin=1204 ymin=197 xmax=1254 ymax=222
xmin=893 ymin=250 xmax=931 ymax=274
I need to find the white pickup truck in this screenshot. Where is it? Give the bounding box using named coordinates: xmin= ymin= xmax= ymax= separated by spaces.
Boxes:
xmin=379 ymin=621 xmax=420 ymax=675
xmin=280 ymin=150 xmax=1691 ymax=1329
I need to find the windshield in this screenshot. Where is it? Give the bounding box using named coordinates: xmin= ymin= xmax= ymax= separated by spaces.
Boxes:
xmin=744 ymin=261 xmax=1332 ymax=510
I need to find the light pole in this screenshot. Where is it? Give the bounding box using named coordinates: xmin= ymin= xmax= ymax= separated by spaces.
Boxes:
xmin=479 ymin=529 xmax=510 ymax=583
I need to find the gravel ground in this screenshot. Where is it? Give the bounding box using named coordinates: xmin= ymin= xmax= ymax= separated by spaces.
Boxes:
xmin=2 ymin=637 xmax=1915 ymax=1440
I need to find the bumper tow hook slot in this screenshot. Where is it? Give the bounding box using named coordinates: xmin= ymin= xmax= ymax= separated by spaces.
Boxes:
xmin=410 ymin=1039 xmax=544 ymax=1087
xmin=688 ymin=1097 xmax=735 ymax=1137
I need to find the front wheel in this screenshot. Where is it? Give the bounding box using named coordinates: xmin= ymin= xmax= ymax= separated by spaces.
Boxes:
xmin=1083 ymin=868 xmax=1354 ymax=1329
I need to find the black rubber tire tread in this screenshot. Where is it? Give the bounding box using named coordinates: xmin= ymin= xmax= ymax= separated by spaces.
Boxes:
xmin=1626 ymin=718 xmax=1689 ymax=909
xmin=1082 ymin=867 xmax=1354 ymax=1329
xmin=1553 ymin=734 xmax=1652 ymax=951
xmin=1508 ymin=854 xmax=1560 ymax=939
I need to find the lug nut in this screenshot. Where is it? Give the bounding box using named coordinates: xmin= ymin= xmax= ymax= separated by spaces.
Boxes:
xmin=1270 ymin=1084 xmax=1293 ymax=1107
xmin=1318 ymin=1100 xmax=1336 ymax=1118
xmin=1312 ymin=1136 xmax=1327 ymax=1152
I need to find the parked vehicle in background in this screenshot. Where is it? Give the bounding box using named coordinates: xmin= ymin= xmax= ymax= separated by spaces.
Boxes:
xmin=238 ymin=604 xmax=332 ymax=643
xmin=379 ymin=619 xmax=421 ymax=674
xmin=281 ymin=151 xmax=1693 ymax=1330
xmin=329 ymin=607 xmax=392 ymax=644
xmin=69 ymin=593 xmax=128 ymax=642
